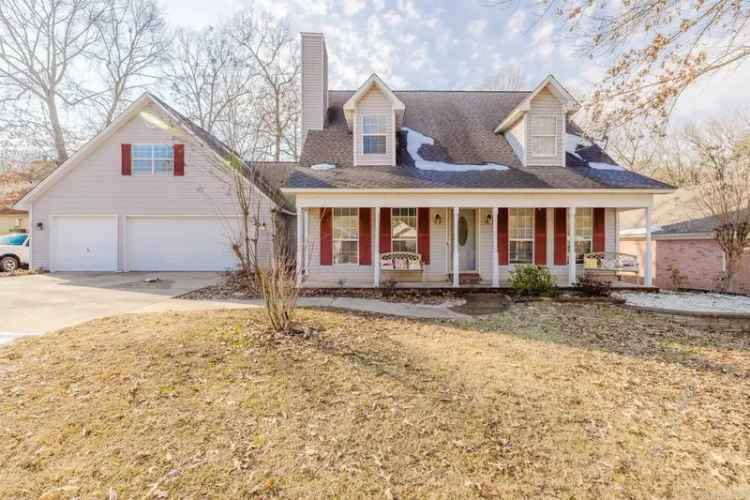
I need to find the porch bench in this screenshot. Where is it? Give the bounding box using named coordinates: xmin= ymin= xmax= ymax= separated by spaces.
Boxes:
xmin=583 ymin=252 xmax=639 ymax=282
xmin=380 ymin=251 xmax=424 ymax=283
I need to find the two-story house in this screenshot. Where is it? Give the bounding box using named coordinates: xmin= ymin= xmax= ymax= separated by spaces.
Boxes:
xmin=15 ymin=31 xmax=671 ymax=288
xmin=285 ymin=33 xmax=672 ymax=288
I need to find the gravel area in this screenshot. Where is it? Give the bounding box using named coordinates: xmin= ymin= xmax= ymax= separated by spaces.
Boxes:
xmin=622 ymin=291 xmax=750 ymax=315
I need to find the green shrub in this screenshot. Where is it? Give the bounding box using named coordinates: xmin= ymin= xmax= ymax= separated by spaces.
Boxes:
xmin=509 ymin=265 xmax=557 ymax=297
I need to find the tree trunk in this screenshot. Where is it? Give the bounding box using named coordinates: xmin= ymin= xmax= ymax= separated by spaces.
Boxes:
xmin=46 ymin=92 xmax=68 ymax=163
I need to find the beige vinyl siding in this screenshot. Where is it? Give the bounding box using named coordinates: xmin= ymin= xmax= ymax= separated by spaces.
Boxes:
xmin=353 ymin=87 xmax=396 ymax=166
xmin=301 ymin=33 xmax=327 ymax=141
xmin=505 ymin=117 xmax=526 ymax=165
xmin=29 ymin=103 xmax=276 ymax=271
xmin=525 ymin=88 xmax=565 ymax=167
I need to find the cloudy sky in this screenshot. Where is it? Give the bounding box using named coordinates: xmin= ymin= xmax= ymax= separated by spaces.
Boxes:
xmin=162 ymin=0 xmax=749 ymax=124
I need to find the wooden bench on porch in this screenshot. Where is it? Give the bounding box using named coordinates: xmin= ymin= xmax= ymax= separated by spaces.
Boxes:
xmin=583 ymin=252 xmax=639 ymax=282
xmin=380 ymin=251 xmax=424 ymax=283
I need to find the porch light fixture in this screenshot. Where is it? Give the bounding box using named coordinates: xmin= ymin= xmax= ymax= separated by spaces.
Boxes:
xmin=36 ymin=222 xmax=44 ymax=231
xmin=485 ymin=213 xmax=492 ymax=225
xmin=434 ymin=213 xmax=442 ymax=225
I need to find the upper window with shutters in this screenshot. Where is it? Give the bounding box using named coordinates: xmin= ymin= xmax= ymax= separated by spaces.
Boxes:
xmin=529 ymin=115 xmax=557 ymax=157
xmin=132 ymin=144 xmax=174 ymax=175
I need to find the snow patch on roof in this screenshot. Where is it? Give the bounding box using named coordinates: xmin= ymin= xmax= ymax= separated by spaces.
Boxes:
xmin=311 ymin=163 xmax=336 ymax=171
xmin=588 ymin=162 xmax=625 ymax=171
xmin=404 ymin=127 xmax=509 ymax=172
xmin=565 ymin=133 xmax=593 ymax=160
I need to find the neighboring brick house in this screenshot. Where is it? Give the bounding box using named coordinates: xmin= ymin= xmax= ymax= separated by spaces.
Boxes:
xmin=619 ymin=190 xmax=750 ymax=292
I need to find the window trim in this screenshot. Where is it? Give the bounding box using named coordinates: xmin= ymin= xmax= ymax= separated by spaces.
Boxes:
xmin=332 ymin=207 xmax=359 ymax=265
xmin=391 ymin=207 xmax=418 ymax=254
xmin=530 ymin=114 xmax=558 ymax=158
xmin=132 ymin=143 xmax=174 ymax=176
xmin=508 ymin=207 xmax=535 ymax=265
xmin=361 ymin=114 xmax=387 ymax=155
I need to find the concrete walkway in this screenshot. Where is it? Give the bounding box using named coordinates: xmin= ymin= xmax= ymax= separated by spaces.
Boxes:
xmin=1 ymin=272 xmax=469 ymax=346
xmin=139 ymin=296 xmax=470 ymax=320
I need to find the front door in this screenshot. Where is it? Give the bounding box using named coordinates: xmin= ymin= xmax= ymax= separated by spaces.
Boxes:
xmin=449 ymin=209 xmax=476 ymax=272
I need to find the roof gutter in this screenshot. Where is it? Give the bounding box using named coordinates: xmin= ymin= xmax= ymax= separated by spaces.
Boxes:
xmin=282 ymin=187 xmax=675 ymax=195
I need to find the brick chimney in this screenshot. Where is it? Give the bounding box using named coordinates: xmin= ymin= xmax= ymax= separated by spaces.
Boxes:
xmin=301 ymin=32 xmax=328 ymax=143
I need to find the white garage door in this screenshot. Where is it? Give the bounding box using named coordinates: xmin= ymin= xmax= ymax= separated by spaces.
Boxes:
xmin=52 ymin=215 xmax=118 ymax=271
xmin=126 ymin=216 xmax=239 ymax=271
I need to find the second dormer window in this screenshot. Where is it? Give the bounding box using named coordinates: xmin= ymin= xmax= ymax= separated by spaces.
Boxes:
xmin=362 ymin=114 xmax=387 ymax=154
xmin=530 ymin=115 xmax=558 ymax=157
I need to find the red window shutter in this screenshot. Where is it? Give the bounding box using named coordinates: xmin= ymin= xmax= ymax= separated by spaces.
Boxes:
xmin=534 ymin=208 xmax=547 ymax=265
xmin=121 ymin=144 xmax=132 ymax=176
xmin=379 ymin=208 xmax=391 ymax=253
xmin=320 ymin=208 xmax=333 ymax=265
xmin=174 ymin=144 xmax=185 ymax=176
xmin=593 ymin=208 xmax=605 ymax=252
xmin=417 ymin=207 xmax=430 ymax=265
xmin=498 ymin=208 xmax=509 ymax=265
xmin=359 ymin=208 xmax=372 ymax=265
xmin=554 ymin=208 xmax=567 ymax=265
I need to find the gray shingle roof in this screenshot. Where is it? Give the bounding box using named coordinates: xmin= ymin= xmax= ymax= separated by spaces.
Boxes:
xmin=289 ymin=90 xmax=673 ymax=191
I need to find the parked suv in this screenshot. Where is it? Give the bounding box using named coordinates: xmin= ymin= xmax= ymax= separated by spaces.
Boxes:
xmin=0 ymin=233 xmax=30 ymax=272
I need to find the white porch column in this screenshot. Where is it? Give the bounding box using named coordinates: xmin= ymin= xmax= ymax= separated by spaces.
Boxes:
xmin=373 ymin=207 xmax=380 ymax=287
xmin=296 ymin=206 xmax=303 ymax=287
xmin=452 ymin=207 xmax=459 ymax=288
xmin=568 ymin=207 xmax=576 ymax=286
xmin=644 ymin=206 xmax=653 ymax=287
xmin=303 ymin=208 xmax=310 ymax=273
xmin=491 ymin=207 xmax=499 ymax=287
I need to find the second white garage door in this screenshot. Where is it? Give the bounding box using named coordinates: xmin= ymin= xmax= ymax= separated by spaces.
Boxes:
xmin=126 ymin=216 xmax=239 ymax=271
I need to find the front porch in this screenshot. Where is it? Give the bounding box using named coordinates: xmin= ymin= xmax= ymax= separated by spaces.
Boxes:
xmin=293 ymin=192 xmax=656 ymax=289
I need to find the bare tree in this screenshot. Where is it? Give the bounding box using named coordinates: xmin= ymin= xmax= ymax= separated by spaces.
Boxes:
xmin=496 ymin=1 xmax=750 ymax=135
xmin=232 ymin=11 xmax=301 ymax=162
xmin=0 ymin=0 xmax=106 ymax=163
xmin=92 ymin=0 xmax=168 ymax=127
xmin=478 ymin=64 xmax=525 ymax=91
xmin=686 ymin=117 xmax=750 ymax=292
xmin=163 ymin=25 xmax=260 ymax=157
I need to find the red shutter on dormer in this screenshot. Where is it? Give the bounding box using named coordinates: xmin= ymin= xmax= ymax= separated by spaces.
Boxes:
xmin=173 ymin=144 xmax=185 ymax=176
xmin=554 ymin=208 xmax=567 ymax=265
xmin=359 ymin=208 xmax=372 ymax=265
xmin=498 ymin=208 xmax=509 ymax=265
xmin=534 ymin=208 xmax=547 ymax=265
xmin=379 ymin=208 xmax=391 ymax=253
xmin=593 ymin=208 xmax=605 ymax=252
xmin=417 ymin=207 xmax=430 ymax=265
xmin=121 ymin=144 xmax=132 ymax=176
xmin=320 ymin=208 xmax=333 ymax=265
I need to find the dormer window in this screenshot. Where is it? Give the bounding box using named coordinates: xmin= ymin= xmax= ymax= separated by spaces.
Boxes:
xmin=133 ymin=144 xmax=174 ymax=175
xmin=362 ymin=114 xmax=387 ymax=154
xmin=530 ymin=115 xmax=558 ymax=157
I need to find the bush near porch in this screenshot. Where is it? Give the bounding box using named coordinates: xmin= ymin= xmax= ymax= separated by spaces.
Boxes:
xmin=1 ymin=304 xmax=748 ymax=498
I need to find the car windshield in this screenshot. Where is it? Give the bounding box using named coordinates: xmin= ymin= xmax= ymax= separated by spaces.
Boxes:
xmin=0 ymin=234 xmax=27 ymax=246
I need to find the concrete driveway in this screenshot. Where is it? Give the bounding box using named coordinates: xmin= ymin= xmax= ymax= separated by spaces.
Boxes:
xmin=0 ymin=272 xmax=225 ymax=340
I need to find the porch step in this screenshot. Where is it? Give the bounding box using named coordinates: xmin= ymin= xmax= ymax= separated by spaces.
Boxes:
xmin=449 ymin=273 xmax=482 ymax=285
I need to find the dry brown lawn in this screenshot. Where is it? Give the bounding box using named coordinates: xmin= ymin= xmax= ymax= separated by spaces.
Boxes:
xmin=1 ymin=302 xmax=749 ymax=499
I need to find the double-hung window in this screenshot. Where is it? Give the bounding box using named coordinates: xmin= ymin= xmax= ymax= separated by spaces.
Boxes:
xmin=333 ymin=208 xmax=359 ymax=264
xmin=133 ymin=144 xmax=174 ymax=175
xmin=575 ymin=208 xmax=593 ymax=263
xmin=391 ymin=208 xmax=417 ymax=252
xmin=509 ymin=208 xmax=534 ymax=264
xmin=362 ymin=115 xmax=387 ymax=154
xmin=530 ymin=115 xmax=557 ymax=157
